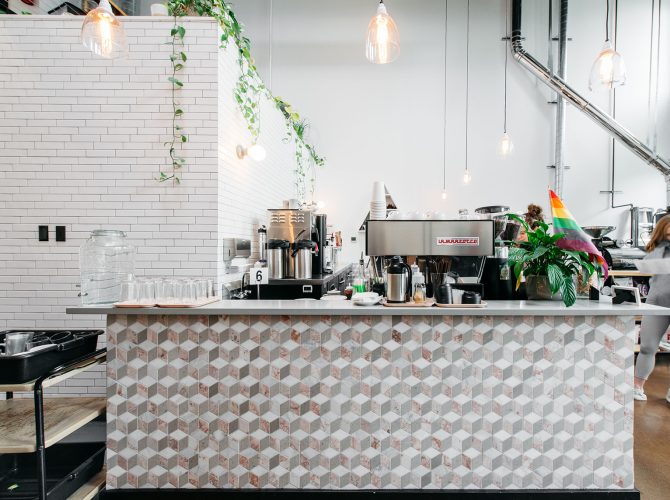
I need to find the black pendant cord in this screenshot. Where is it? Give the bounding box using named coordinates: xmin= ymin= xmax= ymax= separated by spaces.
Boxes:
xmin=605 ymin=0 xmax=610 ymax=42
xmin=503 ymin=0 xmax=509 ymax=134
xmin=443 ymin=0 xmax=448 ymax=192
xmin=465 ymin=0 xmax=470 ymax=176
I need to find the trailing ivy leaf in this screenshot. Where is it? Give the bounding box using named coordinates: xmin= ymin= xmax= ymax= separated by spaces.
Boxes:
xmin=181 ymin=135 xmax=188 ymax=143
xmin=174 ymin=63 xmax=184 ymax=71
xmin=174 ymin=108 xmax=184 ymax=116
xmin=168 ymin=77 xmax=183 ymax=87
xmin=547 ymin=264 xmax=563 ymax=295
xmin=170 ymin=54 xmax=177 ymax=62
xmin=180 ymin=52 xmax=187 ymax=62
xmin=171 ymin=28 xmax=178 ymax=36
xmin=177 ymin=26 xmax=186 ymax=39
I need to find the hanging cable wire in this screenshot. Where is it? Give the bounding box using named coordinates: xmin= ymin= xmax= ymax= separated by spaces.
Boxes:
xmin=653 ymin=0 xmax=661 ymax=150
xmin=503 ymin=0 xmax=509 ymax=134
xmin=463 ymin=0 xmax=471 ymax=183
xmin=605 ymin=0 xmax=610 ymax=41
xmin=442 ymin=0 xmax=448 ymax=196
xmin=269 ymin=0 xmax=273 ymax=88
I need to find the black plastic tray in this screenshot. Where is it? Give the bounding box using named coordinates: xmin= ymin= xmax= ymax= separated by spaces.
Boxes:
xmin=0 ymin=441 xmax=105 ymax=499
xmin=0 ymin=330 xmax=104 ymax=385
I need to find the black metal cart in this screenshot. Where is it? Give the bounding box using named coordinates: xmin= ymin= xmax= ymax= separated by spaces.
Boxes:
xmin=0 ymin=334 xmax=106 ymax=500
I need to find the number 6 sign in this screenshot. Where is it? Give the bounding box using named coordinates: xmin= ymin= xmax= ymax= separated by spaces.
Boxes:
xmin=253 ymin=268 xmax=269 ymax=285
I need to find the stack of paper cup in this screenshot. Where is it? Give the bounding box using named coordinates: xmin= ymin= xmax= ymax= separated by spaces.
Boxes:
xmin=370 ymin=181 xmax=386 ymax=220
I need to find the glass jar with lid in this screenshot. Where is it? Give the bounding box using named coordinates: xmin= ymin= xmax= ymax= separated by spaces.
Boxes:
xmin=79 ymin=230 xmax=135 ymax=305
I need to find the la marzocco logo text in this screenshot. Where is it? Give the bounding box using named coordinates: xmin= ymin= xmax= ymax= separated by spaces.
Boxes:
xmin=436 ymin=237 xmax=480 ymax=246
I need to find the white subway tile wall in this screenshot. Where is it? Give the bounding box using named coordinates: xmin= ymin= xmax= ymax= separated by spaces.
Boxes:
xmin=216 ymin=33 xmax=296 ymax=290
xmin=0 ymin=17 xmax=298 ymax=397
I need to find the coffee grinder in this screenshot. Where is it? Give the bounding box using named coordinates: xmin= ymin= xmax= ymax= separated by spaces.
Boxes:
xmin=312 ymin=214 xmax=328 ymax=275
xmin=479 ymin=217 xmax=518 ymax=300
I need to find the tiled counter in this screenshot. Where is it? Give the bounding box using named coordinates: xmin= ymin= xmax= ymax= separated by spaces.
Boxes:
xmin=67 ymin=300 xmax=667 ymax=493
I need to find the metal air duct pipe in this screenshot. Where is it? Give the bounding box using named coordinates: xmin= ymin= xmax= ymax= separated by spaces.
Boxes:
xmin=510 ymin=0 xmax=670 ymax=204
xmin=554 ymin=0 xmax=568 ymax=197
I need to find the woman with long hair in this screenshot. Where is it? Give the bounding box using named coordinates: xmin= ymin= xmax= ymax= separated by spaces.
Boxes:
xmin=634 ymin=215 xmax=670 ymax=401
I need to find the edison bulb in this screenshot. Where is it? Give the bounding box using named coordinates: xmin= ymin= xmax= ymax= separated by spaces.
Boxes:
xmin=463 ymin=169 xmax=472 ymax=184
xmin=498 ymin=133 xmax=514 ymax=156
xmin=81 ymin=0 xmax=127 ymax=59
xmin=588 ymin=41 xmax=626 ymax=91
xmin=365 ymin=1 xmax=400 ymax=64
xmin=247 ymin=143 xmax=266 ymax=161
xmin=317 ymin=200 xmax=326 ymax=209
xmin=441 ymin=190 xmax=447 ymax=200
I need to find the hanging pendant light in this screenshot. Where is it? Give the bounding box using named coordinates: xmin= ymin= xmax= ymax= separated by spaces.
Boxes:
xmin=589 ymin=0 xmax=626 ymax=91
xmin=81 ymin=0 xmax=127 ymax=59
xmin=462 ymin=0 xmax=472 ymax=184
xmin=498 ymin=132 xmax=514 ymax=156
xmin=498 ymin=0 xmax=514 ymax=156
xmin=440 ymin=0 xmax=448 ymax=201
xmin=365 ymin=1 xmax=400 ymax=64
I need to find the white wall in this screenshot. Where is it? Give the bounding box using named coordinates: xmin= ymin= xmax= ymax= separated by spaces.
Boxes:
xmin=0 ymin=16 xmax=220 ymax=395
xmin=0 ymin=15 xmax=298 ymax=396
xmin=216 ymin=33 xmax=297 ymax=291
xmin=233 ymin=0 xmax=669 ymax=262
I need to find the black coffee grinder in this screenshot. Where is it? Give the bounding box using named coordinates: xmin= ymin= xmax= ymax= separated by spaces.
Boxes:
xmin=479 ymin=217 xmax=518 ymax=300
xmin=312 ymin=214 xmax=328 ymax=275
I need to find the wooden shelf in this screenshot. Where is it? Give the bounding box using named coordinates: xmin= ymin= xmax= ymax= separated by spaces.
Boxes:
xmin=0 ymin=352 xmax=105 ymax=393
xmin=0 ymin=397 xmax=105 ymax=453
xmin=69 ymin=469 xmax=105 ymax=500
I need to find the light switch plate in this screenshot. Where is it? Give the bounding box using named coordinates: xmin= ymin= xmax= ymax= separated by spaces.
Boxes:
xmin=38 ymin=225 xmax=48 ymax=241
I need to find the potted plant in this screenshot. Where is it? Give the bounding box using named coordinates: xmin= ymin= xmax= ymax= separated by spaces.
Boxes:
xmin=506 ymin=214 xmax=603 ymax=307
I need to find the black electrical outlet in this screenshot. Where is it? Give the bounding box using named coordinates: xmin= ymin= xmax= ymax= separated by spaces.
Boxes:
xmin=38 ymin=225 xmax=48 ymax=242
xmin=56 ymin=226 xmax=66 ymax=242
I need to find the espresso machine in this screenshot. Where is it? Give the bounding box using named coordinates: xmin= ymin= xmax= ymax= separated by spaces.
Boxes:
xmin=366 ymin=219 xmax=499 ymax=300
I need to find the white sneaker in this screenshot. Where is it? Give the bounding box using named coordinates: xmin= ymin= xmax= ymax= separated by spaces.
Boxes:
xmin=633 ymin=387 xmax=647 ymax=401
xmin=666 ymin=389 xmax=670 ymax=404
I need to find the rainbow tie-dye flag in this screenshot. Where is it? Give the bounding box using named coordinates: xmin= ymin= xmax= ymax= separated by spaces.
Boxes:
xmin=549 ymin=189 xmax=609 ymax=278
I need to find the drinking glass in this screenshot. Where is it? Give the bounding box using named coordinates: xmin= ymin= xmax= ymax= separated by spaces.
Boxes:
xmin=120 ymin=280 xmax=138 ymax=303
xmin=138 ymin=278 xmax=156 ymax=305
xmin=196 ymin=280 xmax=208 ymax=301
xmin=206 ymin=279 xmax=213 ymax=298
xmin=182 ymin=279 xmax=196 ymax=304
xmin=155 ymin=278 xmax=167 ymax=303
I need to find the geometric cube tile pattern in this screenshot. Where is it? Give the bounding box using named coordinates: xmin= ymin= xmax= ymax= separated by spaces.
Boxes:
xmin=106 ymin=313 xmax=635 ymax=490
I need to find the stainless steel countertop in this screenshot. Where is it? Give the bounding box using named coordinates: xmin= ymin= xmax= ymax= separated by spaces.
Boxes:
xmin=67 ymin=299 xmax=668 ymax=317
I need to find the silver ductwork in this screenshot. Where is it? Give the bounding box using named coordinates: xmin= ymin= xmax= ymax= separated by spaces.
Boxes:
xmin=511 ymin=0 xmax=670 ymax=204
xmin=554 ymin=0 xmax=568 ymax=197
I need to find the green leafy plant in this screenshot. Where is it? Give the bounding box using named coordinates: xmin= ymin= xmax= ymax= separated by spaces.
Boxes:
xmin=163 ymin=0 xmax=325 ymax=195
xmin=506 ymin=214 xmax=602 ymax=307
xmin=159 ymin=17 xmax=188 ymax=184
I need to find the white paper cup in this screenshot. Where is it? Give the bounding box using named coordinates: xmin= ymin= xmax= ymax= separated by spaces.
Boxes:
xmin=371 ymin=181 xmax=385 ymax=203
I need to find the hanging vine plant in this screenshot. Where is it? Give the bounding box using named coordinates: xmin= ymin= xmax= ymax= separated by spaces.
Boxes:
xmin=162 ymin=0 xmax=325 ymax=196
xmin=159 ymin=17 xmax=188 ymax=184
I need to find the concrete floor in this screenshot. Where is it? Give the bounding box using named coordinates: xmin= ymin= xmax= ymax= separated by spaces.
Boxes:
xmin=635 ymin=355 xmax=670 ymax=500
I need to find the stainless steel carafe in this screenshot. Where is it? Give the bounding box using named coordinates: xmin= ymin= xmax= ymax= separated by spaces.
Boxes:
xmin=293 ymin=240 xmax=316 ymax=279
xmin=267 ymin=239 xmax=289 ymax=279
xmin=386 ymin=256 xmax=412 ymax=303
